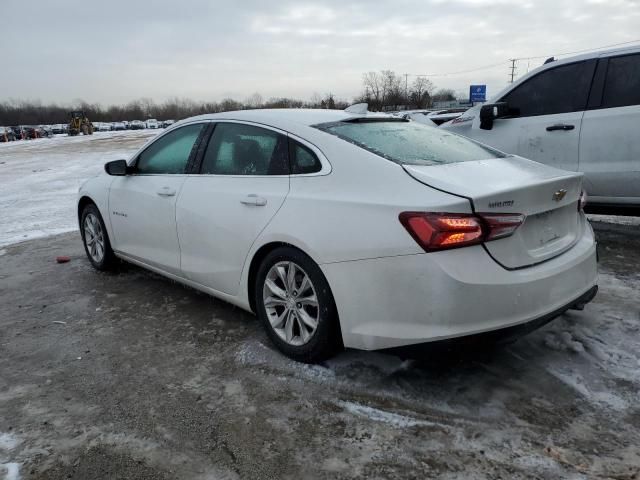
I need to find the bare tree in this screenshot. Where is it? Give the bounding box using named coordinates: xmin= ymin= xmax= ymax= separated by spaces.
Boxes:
xmin=410 ymin=77 xmax=435 ymax=108
xmin=362 ymin=71 xmax=383 ymax=109
xmin=432 ymin=88 xmax=456 ymax=103
xmin=245 ymin=93 xmax=263 ymax=109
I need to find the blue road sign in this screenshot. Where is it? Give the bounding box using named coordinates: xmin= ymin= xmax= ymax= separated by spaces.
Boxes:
xmin=469 ymin=85 xmax=487 ymax=103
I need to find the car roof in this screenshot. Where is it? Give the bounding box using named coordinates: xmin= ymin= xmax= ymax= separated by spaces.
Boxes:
xmin=490 ymin=44 xmax=640 ymax=102
xmin=176 ymin=109 xmax=392 ymax=133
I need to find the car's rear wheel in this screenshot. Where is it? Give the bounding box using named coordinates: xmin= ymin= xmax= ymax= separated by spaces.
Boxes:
xmin=255 ymin=247 xmax=341 ymax=363
xmin=81 ymin=203 xmax=117 ymax=271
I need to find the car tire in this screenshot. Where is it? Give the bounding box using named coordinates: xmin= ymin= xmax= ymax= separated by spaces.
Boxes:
xmin=255 ymin=247 xmax=341 ymax=363
xmin=80 ymin=203 xmax=117 ymax=271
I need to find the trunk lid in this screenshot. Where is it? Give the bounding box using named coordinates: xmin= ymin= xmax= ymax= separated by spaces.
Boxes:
xmin=403 ymin=155 xmax=584 ymax=268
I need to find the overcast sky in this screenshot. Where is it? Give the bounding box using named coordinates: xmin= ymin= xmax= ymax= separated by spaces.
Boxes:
xmin=2 ymin=0 xmax=639 ymax=105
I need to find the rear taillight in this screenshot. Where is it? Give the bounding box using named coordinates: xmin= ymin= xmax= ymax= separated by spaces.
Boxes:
xmin=477 ymin=213 xmax=525 ymax=241
xmin=399 ymin=212 xmax=524 ymax=252
xmin=579 ymin=190 xmax=587 ymax=211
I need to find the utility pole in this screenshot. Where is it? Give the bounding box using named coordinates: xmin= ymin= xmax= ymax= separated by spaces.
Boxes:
xmin=404 ymin=73 xmax=409 ymax=108
xmin=508 ymin=59 xmax=517 ymax=83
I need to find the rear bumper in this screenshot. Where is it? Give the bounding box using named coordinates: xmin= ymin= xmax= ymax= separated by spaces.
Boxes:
xmin=322 ymin=223 xmax=598 ymax=350
xmin=381 ymin=285 xmax=598 ymax=357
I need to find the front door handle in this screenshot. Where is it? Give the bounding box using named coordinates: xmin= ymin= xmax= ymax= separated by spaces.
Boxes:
xmin=240 ymin=194 xmax=267 ymax=206
xmin=156 ymin=186 xmax=176 ymax=197
xmin=546 ymin=124 xmax=575 ymax=132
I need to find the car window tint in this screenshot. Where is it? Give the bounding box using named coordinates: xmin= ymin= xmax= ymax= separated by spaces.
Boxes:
xmin=501 ymin=61 xmax=592 ymax=117
xmin=290 ymin=141 xmax=322 ymax=174
xmin=602 ymin=54 xmax=640 ymax=108
xmin=201 ymin=123 xmax=289 ymax=175
xmin=136 ymin=124 xmax=204 ymax=174
xmin=316 ymin=120 xmax=504 ymax=166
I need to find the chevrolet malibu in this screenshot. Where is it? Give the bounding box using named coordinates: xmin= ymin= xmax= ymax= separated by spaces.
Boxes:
xmin=77 ymin=107 xmax=598 ymax=362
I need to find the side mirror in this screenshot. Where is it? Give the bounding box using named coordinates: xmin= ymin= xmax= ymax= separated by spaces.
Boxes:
xmin=479 ymin=102 xmax=509 ymax=130
xmin=104 ymin=159 xmax=129 ymax=176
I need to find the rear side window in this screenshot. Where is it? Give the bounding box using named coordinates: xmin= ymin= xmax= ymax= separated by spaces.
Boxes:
xmin=201 ymin=123 xmax=289 ymax=175
xmin=602 ymin=54 xmax=640 ymax=108
xmin=315 ymin=120 xmax=504 ymax=166
xmin=289 ymin=140 xmax=322 ymax=174
xmin=501 ymin=61 xmax=593 ymax=117
xmin=136 ymin=123 xmax=204 ymax=174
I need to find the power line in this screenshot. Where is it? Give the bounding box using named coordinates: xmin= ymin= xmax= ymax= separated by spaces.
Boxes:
xmin=405 ymin=61 xmax=510 ymax=78
xmin=399 ymin=39 xmax=640 ymax=80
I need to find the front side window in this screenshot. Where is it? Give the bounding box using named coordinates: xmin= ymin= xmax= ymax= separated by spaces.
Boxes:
xmin=501 ymin=61 xmax=592 ymax=117
xmin=602 ymin=54 xmax=640 ymax=108
xmin=201 ymin=123 xmax=289 ymax=175
xmin=316 ymin=120 xmax=503 ymax=166
xmin=136 ymin=123 xmax=204 ymax=174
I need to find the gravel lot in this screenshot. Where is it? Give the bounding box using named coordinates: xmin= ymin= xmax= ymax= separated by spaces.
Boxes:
xmin=0 ymin=134 xmax=639 ymax=479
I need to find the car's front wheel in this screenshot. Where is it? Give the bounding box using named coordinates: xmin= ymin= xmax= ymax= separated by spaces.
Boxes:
xmin=255 ymin=247 xmax=341 ymax=363
xmin=80 ymin=203 xmax=117 ymax=271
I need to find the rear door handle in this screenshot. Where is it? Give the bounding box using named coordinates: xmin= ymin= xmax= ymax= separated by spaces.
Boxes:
xmin=546 ymin=124 xmax=575 ymax=131
xmin=156 ymin=186 xmax=176 ymax=197
xmin=240 ymin=194 xmax=267 ymax=206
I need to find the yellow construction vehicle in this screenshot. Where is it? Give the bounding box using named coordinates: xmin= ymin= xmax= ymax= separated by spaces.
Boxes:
xmin=68 ymin=111 xmax=94 ymax=136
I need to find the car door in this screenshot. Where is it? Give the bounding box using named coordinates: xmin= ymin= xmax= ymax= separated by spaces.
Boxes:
xmin=579 ymin=52 xmax=640 ymax=205
xmin=109 ymin=122 xmax=207 ymax=275
xmin=176 ymin=121 xmax=290 ymax=295
xmin=471 ymin=60 xmax=595 ymax=172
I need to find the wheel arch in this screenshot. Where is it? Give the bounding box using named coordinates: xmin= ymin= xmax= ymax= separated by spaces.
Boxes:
xmin=246 ymin=240 xmax=325 ymax=314
xmin=246 ymin=240 xmax=344 ymax=355
xmin=247 ymin=242 xmax=295 ymax=314
xmin=77 ymin=195 xmax=96 ymax=227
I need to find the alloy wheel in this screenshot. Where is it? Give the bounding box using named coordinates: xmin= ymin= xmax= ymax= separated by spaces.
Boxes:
xmin=83 ymin=213 xmax=105 ymax=263
xmin=262 ymin=261 xmax=319 ymax=346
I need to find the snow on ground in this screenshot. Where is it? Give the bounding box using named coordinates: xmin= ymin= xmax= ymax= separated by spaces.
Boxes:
xmin=0 ymin=131 xmax=157 ymax=247
xmin=587 ymin=214 xmax=640 ymax=226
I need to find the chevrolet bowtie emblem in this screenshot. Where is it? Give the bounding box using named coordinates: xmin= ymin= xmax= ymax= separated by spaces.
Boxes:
xmin=553 ymin=189 xmax=567 ymax=202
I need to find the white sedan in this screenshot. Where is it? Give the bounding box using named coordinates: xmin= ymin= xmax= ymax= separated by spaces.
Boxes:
xmin=77 ymin=107 xmax=598 ymax=362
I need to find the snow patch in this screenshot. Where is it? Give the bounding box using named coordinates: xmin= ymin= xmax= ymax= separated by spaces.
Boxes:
xmin=0 ymin=463 xmax=20 ymax=480
xmin=547 ymin=368 xmax=628 ymax=411
xmin=338 ymin=400 xmax=440 ymax=429
xmin=0 ymin=432 xmax=19 ymax=451
xmin=235 ymin=340 xmax=335 ymax=382
xmin=0 ymin=130 xmax=157 ymax=247
xmin=587 ymin=214 xmax=640 ymax=226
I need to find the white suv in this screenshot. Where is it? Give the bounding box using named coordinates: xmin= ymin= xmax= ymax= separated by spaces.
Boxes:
xmin=441 ymin=46 xmax=640 ymax=209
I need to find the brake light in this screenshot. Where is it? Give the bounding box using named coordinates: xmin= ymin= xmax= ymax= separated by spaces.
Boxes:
xmin=478 ymin=213 xmax=525 ymax=241
xmin=399 ymin=212 xmax=524 ymax=252
xmin=579 ymin=190 xmax=587 ymax=211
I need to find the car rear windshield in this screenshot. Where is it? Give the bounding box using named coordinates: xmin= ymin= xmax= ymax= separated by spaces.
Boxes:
xmin=315 ymin=120 xmax=504 ymax=166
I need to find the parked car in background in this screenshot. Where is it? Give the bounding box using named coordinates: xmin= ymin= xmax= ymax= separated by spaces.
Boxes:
xmin=0 ymin=126 xmax=16 ymax=141
xmin=36 ymin=126 xmax=53 ymax=138
xmin=10 ymin=126 xmax=25 ymax=140
xmin=394 ymin=109 xmax=433 ymax=119
xmin=51 ymin=124 xmax=67 ymax=134
xmin=407 ymin=109 xmax=466 ymax=126
xmin=19 ymin=126 xmax=41 ymax=139
xmin=93 ymin=122 xmax=111 ymax=132
xmin=113 ymin=122 xmax=126 ymax=131
xmin=77 ymin=107 xmax=597 ymax=362
xmin=129 ymin=120 xmax=145 ymax=130
xmin=441 ymin=46 xmax=640 ymax=208
xmin=122 ymin=121 xmax=130 ymax=129
xmin=162 ymin=119 xmax=175 ymax=128
xmin=145 ymin=119 xmax=159 ymax=129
